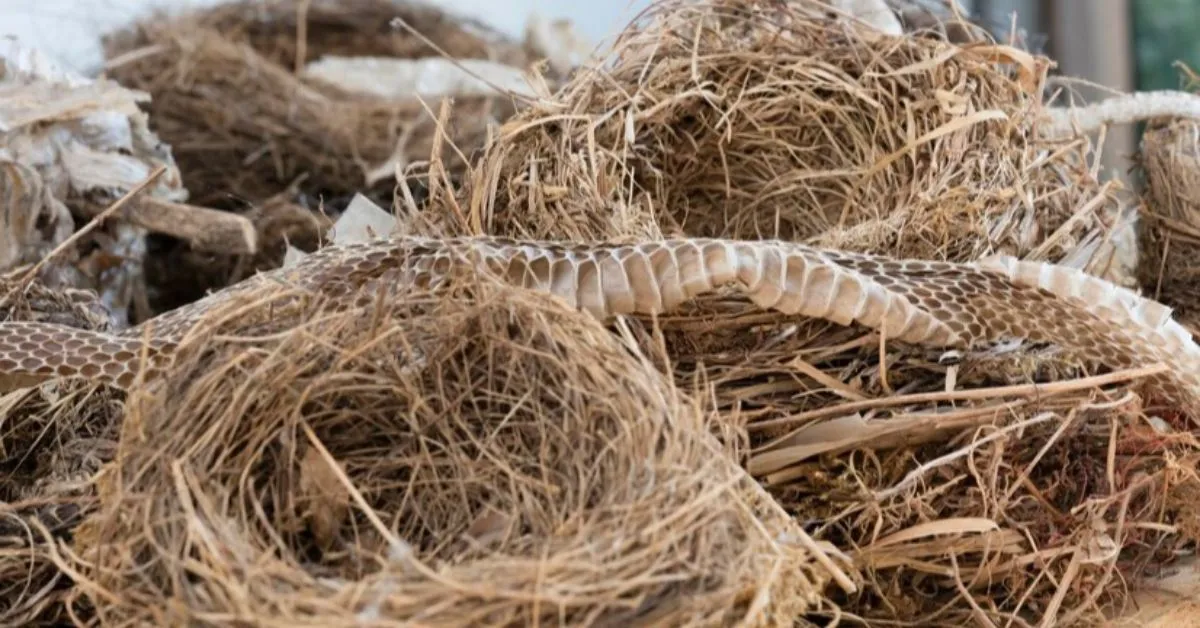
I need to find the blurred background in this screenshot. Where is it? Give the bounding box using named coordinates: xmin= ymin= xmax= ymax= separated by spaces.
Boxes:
xmin=965 ymin=0 xmax=1200 ymax=180
xmin=0 ymin=0 xmax=647 ymax=73
xmin=2 ymin=0 xmax=1197 ymax=178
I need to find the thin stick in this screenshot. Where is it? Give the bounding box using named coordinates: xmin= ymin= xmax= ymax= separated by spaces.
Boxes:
xmin=749 ymin=363 xmax=1168 ymax=432
xmin=874 ymin=412 xmax=1058 ymax=502
xmin=294 ymin=0 xmax=311 ymax=75
xmin=390 ymin=16 xmax=537 ymax=105
xmin=80 ymin=196 xmax=258 ymax=255
xmin=15 ymin=164 xmax=166 ymax=290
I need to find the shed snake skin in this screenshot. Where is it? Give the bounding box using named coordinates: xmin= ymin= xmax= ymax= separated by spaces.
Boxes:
xmin=0 ymin=236 xmax=1197 ymax=416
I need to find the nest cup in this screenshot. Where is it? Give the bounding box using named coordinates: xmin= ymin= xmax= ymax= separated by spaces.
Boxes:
xmin=459 ymin=0 xmax=1114 ymax=271
xmin=100 ymin=0 xmax=529 ymax=319
xmin=70 ymin=271 xmax=830 ymax=625
xmin=102 ymin=11 xmax=515 ymax=209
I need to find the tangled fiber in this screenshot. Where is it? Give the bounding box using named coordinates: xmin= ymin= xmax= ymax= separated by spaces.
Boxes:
xmin=102 ymin=4 xmax=518 ymax=209
xmin=65 ymin=270 xmax=832 ymax=625
xmin=765 ymin=389 xmax=1200 ymax=626
xmin=453 ymin=0 xmax=1128 ymax=286
xmin=100 ymin=0 xmax=531 ymax=322
xmin=1138 ymin=116 xmax=1200 ymax=331
xmin=0 ymin=381 xmax=121 ymax=625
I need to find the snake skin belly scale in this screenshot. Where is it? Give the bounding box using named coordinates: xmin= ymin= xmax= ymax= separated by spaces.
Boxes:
xmin=0 ymin=236 xmax=1196 ymax=418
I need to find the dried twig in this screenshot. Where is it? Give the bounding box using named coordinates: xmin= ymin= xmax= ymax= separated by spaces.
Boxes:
xmin=81 ymin=197 xmax=258 ymax=255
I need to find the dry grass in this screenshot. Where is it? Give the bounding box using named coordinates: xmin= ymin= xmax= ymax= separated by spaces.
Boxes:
xmin=3 ymin=0 xmax=1198 ymax=626
xmin=603 ymin=290 xmax=1199 ymax=625
xmin=57 ymin=270 xmax=831 ymax=626
xmin=452 ymin=0 xmax=1128 ymax=287
xmin=0 ymin=382 xmax=122 ymax=625
xmin=759 ymin=382 xmax=1200 ymax=625
xmin=1139 ymin=116 xmax=1200 ymax=332
xmin=99 ymin=0 xmax=531 ymax=321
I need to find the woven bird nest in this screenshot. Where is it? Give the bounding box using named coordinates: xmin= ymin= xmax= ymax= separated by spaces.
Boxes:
xmin=1139 ymin=117 xmax=1200 ymax=332
xmin=68 ymin=272 xmax=832 ymax=625
xmin=99 ymin=0 xmax=530 ymax=325
xmin=102 ymin=5 xmax=518 ymax=209
xmin=451 ymin=0 xmax=1123 ymax=281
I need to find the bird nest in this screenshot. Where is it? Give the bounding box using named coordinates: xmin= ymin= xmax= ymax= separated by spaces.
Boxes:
xmin=3 ymin=0 xmax=1198 ymax=626
xmin=60 ymin=271 xmax=832 ymax=625
xmin=1138 ymin=116 xmax=1200 ymax=332
xmin=102 ymin=0 xmax=525 ymax=210
xmin=98 ymin=0 xmax=532 ymax=334
xmin=450 ymin=0 xmax=1126 ymax=284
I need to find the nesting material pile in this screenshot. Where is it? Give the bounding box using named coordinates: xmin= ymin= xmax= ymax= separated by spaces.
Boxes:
xmin=1139 ymin=116 xmax=1200 ymax=331
xmin=98 ymin=0 xmax=548 ymax=327
xmin=102 ymin=0 xmax=530 ymax=209
xmin=456 ymin=0 xmax=1129 ymax=287
xmin=427 ymin=0 xmax=1190 ymax=624
xmin=63 ymin=272 xmax=832 ymax=625
xmin=4 ymin=0 xmax=1200 ymax=627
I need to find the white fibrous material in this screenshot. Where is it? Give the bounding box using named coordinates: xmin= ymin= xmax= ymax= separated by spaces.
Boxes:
xmin=523 ymin=13 xmax=595 ymax=77
xmin=284 ymin=194 xmax=397 ymax=268
xmin=828 ymin=0 xmax=903 ymax=35
xmin=1041 ymin=91 xmax=1200 ymax=140
xmin=303 ymin=56 xmax=535 ymax=100
xmin=0 ymin=35 xmax=187 ymax=328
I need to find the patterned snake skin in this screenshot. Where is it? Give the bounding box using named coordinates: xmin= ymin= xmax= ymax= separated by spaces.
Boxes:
xmin=0 ymin=236 xmax=1196 ymax=415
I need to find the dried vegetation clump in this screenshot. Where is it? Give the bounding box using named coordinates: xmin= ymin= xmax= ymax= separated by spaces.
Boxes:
xmin=1139 ymin=114 xmax=1200 ymax=331
xmin=4 ymin=0 xmax=1200 ymax=626
xmin=454 ymin=0 xmax=1127 ymax=286
xmin=772 ymin=393 xmax=1200 ymax=625
xmin=630 ymin=288 xmax=1200 ymax=624
xmin=100 ymin=0 xmax=541 ymax=320
xmin=102 ymin=0 xmax=527 ymax=209
xmin=63 ymin=272 xmax=831 ymax=625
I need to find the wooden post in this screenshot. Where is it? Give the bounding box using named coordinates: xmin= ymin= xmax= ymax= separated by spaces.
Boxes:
xmin=1043 ymin=0 xmax=1137 ymax=184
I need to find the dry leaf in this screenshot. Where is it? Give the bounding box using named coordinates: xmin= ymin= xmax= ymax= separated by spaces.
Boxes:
xmin=298 ymin=446 xmax=351 ymax=551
